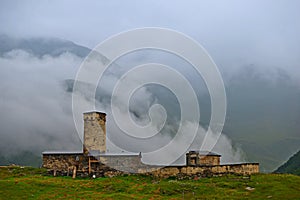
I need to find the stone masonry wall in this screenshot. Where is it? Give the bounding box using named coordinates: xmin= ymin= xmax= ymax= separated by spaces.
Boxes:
xmin=139 ymin=163 xmax=259 ymax=178
xmin=199 ymin=155 xmax=220 ymax=166
xmin=42 ymin=154 xmax=87 ymax=172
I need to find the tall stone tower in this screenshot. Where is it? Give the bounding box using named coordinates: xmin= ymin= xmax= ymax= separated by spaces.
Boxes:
xmin=83 ymin=111 xmax=106 ymax=154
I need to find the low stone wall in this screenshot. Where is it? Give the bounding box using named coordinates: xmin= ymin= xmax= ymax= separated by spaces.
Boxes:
xmin=86 ymin=163 xmax=259 ymax=178
xmin=139 ymin=163 xmax=259 ymax=178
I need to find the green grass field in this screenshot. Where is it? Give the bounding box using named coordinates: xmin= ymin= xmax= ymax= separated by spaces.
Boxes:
xmin=0 ymin=166 xmax=299 ymax=199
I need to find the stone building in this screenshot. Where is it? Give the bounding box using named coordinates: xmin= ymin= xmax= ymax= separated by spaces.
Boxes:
xmin=186 ymin=151 xmax=221 ymax=166
xmin=42 ymin=111 xmax=259 ymax=177
xmin=42 ymin=111 xmax=144 ymax=175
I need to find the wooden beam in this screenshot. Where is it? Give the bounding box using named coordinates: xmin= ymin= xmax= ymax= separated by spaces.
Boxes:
xmin=72 ymin=166 xmax=77 ymax=179
xmin=89 ymin=157 xmax=91 ymax=174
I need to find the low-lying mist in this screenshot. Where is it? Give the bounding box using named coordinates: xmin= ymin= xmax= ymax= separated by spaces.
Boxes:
xmin=0 ymin=42 xmax=299 ymax=171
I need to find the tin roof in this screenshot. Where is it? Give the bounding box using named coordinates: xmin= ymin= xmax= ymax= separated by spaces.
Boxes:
xmin=88 ymin=150 xmax=141 ymax=157
xmin=42 ymin=151 xmax=83 ymax=155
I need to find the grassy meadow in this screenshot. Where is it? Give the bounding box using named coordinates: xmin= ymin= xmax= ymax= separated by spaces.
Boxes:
xmin=0 ymin=166 xmax=299 ymax=199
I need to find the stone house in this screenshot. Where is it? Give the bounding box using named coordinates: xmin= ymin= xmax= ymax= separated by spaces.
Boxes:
xmin=186 ymin=151 xmax=221 ymax=166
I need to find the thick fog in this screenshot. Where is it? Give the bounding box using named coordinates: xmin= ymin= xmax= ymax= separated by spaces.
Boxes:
xmin=0 ymin=50 xmax=82 ymax=154
xmin=0 ymin=46 xmax=245 ymax=166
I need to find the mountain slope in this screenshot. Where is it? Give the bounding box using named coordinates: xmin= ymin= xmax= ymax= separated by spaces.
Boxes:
xmin=275 ymin=150 xmax=300 ymax=175
xmin=0 ymin=34 xmax=91 ymax=57
xmin=0 ymin=152 xmax=41 ymax=167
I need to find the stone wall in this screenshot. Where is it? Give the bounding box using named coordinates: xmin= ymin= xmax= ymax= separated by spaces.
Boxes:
xmin=199 ymin=155 xmax=220 ymax=166
xmin=139 ymin=163 xmax=259 ymax=178
xmin=42 ymin=154 xmax=87 ymax=172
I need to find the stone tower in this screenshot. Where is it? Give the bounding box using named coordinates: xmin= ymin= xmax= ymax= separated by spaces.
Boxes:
xmin=83 ymin=111 xmax=106 ymax=154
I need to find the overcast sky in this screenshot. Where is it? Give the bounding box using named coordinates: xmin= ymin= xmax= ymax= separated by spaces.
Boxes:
xmin=0 ymin=1 xmax=299 ymax=47
xmin=1 ymin=0 xmax=300 ymax=78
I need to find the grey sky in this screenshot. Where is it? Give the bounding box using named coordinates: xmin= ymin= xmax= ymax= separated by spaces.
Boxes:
xmin=0 ymin=1 xmax=299 ymax=47
xmin=1 ymin=0 xmax=300 ymax=79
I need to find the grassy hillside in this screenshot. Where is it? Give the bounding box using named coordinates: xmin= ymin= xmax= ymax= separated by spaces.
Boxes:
xmin=275 ymin=150 xmax=300 ymax=175
xmin=0 ymin=166 xmax=299 ymax=199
